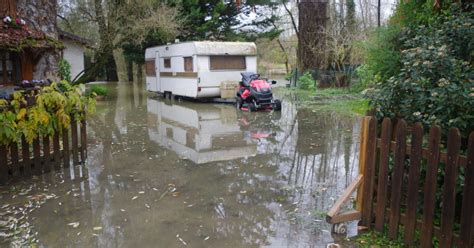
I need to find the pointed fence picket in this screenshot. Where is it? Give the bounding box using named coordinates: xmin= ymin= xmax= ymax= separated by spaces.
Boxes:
xmin=0 ymin=117 xmax=87 ymax=184
xmin=327 ymin=116 xmax=474 ymax=248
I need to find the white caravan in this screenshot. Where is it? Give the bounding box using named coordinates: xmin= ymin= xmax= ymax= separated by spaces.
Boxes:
xmin=144 ymin=41 xmax=257 ymax=98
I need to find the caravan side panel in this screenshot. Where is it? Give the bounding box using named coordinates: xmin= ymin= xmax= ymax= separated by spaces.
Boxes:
xmin=145 ymin=48 xmax=158 ymax=92
xmin=196 ymin=55 xmax=257 ymax=98
xmin=158 ymin=56 xmax=199 ymax=98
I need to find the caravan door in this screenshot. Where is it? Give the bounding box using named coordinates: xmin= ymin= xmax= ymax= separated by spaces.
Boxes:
xmin=155 ymin=51 xmax=161 ymax=92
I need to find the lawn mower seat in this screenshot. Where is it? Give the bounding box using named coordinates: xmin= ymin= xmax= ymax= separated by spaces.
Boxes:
xmin=241 ymin=72 xmax=259 ymax=87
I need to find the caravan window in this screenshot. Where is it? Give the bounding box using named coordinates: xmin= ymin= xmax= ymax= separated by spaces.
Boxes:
xmin=164 ymin=58 xmax=171 ymax=68
xmin=184 ymin=57 xmax=193 ymax=72
xmin=210 ymin=56 xmax=246 ymax=70
xmin=145 ymin=60 xmax=155 ymax=76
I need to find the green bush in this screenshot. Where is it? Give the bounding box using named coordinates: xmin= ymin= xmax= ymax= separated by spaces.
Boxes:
xmin=89 ymin=85 xmax=108 ymax=97
xmin=58 ymin=59 xmax=72 ymax=82
xmin=297 ymin=72 xmax=316 ymax=91
xmin=362 ymin=26 xmax=402 ymax=84
xmin=369 ymin=5 xmax=474 ymax=138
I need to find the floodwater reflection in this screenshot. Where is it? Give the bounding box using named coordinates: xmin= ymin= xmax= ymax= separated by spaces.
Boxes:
xmin=0 ymin=82 xmax=361 ymax=247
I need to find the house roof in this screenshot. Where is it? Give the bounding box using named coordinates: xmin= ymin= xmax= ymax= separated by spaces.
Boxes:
xmin=0 ymin=25 xmax=63 ymax=52
xmin=58 ymin=30 xmax=93 ymax=48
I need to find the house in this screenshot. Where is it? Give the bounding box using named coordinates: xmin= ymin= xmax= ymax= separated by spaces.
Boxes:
xmin=0 ymin=0 xmax=61 ymax=86
xmin=59 ymin=30 xmax=91 ymax=81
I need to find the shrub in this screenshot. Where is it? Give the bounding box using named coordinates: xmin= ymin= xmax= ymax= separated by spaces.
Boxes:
xmin=297 ymin=72 xmax=316 ymax=91
xmin=58 ymin=59 xmax=72 ymax=82
xmin=369 ymin=5 xmax=474 ymax=138
xmin=89 ymin=85 xmax=108 ymax=97
xmin=0 ymin=81 xmax=95 ymax=145
xmin=362 ymin=26 xmax=402 ymax=84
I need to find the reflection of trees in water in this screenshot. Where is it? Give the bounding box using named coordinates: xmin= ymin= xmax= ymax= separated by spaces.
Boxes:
xmin=16 ymin=85 xmax=363 ymax=247
xmin=290 ymin=109 xmax=360 ymax=204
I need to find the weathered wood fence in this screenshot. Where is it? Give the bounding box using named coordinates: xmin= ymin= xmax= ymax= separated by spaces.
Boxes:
xmin=0 ymin=117 xmax=87 ymax=184
xmin=327 ymin=116 xmax=474 ymax=247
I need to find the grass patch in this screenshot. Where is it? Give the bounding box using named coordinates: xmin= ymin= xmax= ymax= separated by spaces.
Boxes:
xmin=88 ymin=85 xmax=109 ymax=97
xmin=352 ymin=230 xmax=406 ymax=247
xmin=275 ymin=87 xmax=369 ymax=116
xmin=313 ymin=98 xmax=369 ymax=115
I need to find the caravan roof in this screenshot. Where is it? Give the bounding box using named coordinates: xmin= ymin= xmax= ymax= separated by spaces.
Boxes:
xmin=147 ymin=41 xmax=257 ymax=56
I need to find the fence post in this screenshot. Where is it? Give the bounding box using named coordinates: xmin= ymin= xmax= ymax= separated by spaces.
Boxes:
xmin=404 ymin=123 xmax=424 ymax=244
xmin=420 ymin=125 xmax=441 ymax=248
xmin=53 ymin=133 xmax=61 ymax=170
xmin=439 ymin=128 xmax=461 ymax=247
xmin=388 ymin=119 xmax=407 ymax=239
xmin=360 ymin=116 xmax=377 ymax=227
xmin=43 ymin=136 xmax=51 ymax=173
xmin=10 ymin=143 xmax=19 ymax=177
xmin=375 ymin=118 xmax=392 ymax=232
xmin=62 ymin=128 xmax=70 ymax=168
xmin=460 ymin=132 xmax=474 ymax=247
xmin=21 ymin=137 xmax=31 ymax=176
xmin=0 ymin=145 xmax=8 ymax=184
xmin=33 ymin=138 xmax=41 ymax=174
xmin=71 ymin=116 xmax=79 ymax=166
xmin=356 ymin=117 xmax=369 ymax=213
xmin=80 ymin=116 xmax=87 ymax=163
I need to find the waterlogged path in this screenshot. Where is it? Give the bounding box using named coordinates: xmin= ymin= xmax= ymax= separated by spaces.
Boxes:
xmin=0 ymin=82 xmax=361 ymax=247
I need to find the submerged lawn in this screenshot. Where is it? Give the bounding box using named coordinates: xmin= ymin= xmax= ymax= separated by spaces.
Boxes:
xmin=275 ymin=87 xmax=370 ymax=115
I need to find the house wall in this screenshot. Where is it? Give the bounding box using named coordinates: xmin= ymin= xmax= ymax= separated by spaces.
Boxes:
xmin=62 ymin=40 xmax=85 ymax=80
xmin=17 ymin=0 xmax=59 ymax=80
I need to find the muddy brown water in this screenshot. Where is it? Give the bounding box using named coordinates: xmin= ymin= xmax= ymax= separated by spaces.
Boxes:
xmin=0 ymin=82 xmax=361 ymax=247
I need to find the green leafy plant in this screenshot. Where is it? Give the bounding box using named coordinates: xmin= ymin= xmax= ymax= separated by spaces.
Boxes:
xmin=369 ymin=4 xmax=474 ymax=138
xmin=0 ymin=81 xmax=95 ymax=145
xmin=297 ymin=72 xmax=316 ymax=91
xmin=89 ymin=85 xmax=108 ymax=97
xmin=361 ymin=26 xmax=402 ymax=86
xmin=58 ymin=59 xmax=72 ymax=82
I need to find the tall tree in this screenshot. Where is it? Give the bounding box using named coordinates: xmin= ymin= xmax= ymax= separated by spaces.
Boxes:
xmin=298 ymin=0 xmax=329 ymax=71
xmin=59 ymin=0 xmax=181 ymax=83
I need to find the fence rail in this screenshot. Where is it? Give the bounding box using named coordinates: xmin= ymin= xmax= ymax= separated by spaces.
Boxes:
xmin=327 ymin=116 xmax=474 ymax=248
xmin=0 ymin=117 xmax=87 ymax=184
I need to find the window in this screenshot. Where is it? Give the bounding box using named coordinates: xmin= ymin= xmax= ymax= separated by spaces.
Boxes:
xmin=210 ymin=56 xmax=246 ymax=70
xmin=145 ymin=60 xmax=155 ymax=76
xmin=164 ymin=58 xmax=171 ymax=68
xmin=0 ymin=52 xmax=21 ymax=85
xmin=184 ymin=57 xmax=193 ymax=72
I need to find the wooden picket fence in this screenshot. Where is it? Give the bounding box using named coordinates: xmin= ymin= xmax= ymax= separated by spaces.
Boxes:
xmin=0 ymin=117 xmax=87 ymax=184
xmin=327 ymin=116 xmax=474 ymax=248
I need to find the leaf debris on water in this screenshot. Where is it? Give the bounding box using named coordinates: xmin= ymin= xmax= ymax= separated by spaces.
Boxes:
xmin=176 ymin=234 xmax=188 ymax=246
xmin=93 ymin=226 xmax=103 ymax=231
xmin=67 ymin=222 xmax=80 ymax=228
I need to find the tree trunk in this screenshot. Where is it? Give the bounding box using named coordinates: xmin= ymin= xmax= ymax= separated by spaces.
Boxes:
xmin=298 ymin=0 xmax=329 ymax=71
xmin=377 ymin=0 xmax=381 ymax=27
xmin=276 ymin=38 xmax=290 ymax=74
xmin=113 ymin=49 xmax=128 ymax=82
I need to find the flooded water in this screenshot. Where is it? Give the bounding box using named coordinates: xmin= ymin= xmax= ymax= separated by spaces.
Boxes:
xmin=0 ymin=82 xmax=361 ymax=247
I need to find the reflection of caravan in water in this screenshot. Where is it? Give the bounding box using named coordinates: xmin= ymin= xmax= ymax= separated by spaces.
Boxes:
xmin=144 ymin=41 xmax=257 ymax=99
xmin=147 ymin=98 xmax=257 ymax=164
